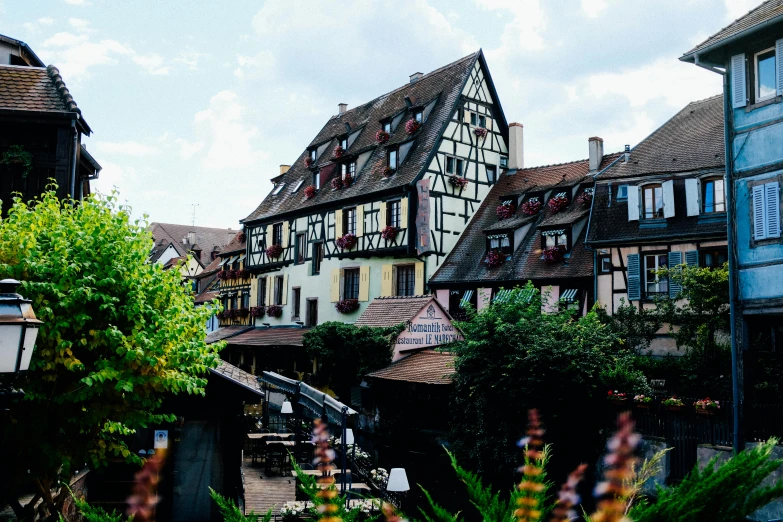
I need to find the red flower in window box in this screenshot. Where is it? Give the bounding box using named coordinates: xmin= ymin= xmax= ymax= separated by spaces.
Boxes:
xmin=333 ymin=145 xmax=345 ymax=158
xmin=335 ymin=299 xmax=360 ymax=314
xmin=543 ymin=246 xmax=565 ymax=264
xmin=266 ymin=304 xmax=282 ymax=318
xmin=375 ymin=130 xmax=390 ymax=143
xmin=304 ymin=157 xmax=314 ymax=168
xmin=405 ymin=119 xmax=421 ymax=135
xmin=236 ymin=269 xmax=250 ymax=279
xmin=473 ymin=127 xmax=488 ymax=139
xmin=336 ymin=233 xmax=357 ymax=250
xmin=547 ymin=195 xmax=569 ymax=213
xmin=331 ymin=177 xmax=343 ymax=190
xmin=236 ymin=307 xmax=250 ymax=318
xmin=266 ymin=243 xmax=283 ymax=259
xmin=304 ymin=185 xmax=317 ymax=199
xmin=521 ymin=198 xmax=542 ymax=215
xmin=381 ymin=226 xmax=398 ymax=241
xmin=496 ymin=203 xmax=515 ymax=220
xmin=222 ymin=269 xmax=237 ymax=280
xmin=216 ymin=310 xmax=227 ymax=320
xmin=250 ymin=306 xmax=265 ymax=318
xmin=342 ymin=174 xmax=353 ymax=188
xmin=485 ymin=249 xmax=506 ymax=268
xmin=381 ymin=166 xmax=394 ymax=178
xmin=448 ymin=175 xmax=469 ymax=189
xmin=576 ymin=191 xmax=593 ymax=207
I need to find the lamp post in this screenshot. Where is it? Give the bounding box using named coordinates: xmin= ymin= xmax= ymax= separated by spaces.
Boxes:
xmin=345 ymin=428 xmax=356 ymax=501
xmin=0 ymin=279 xmax=43 ymax=408
xmin=384 ymin=467 xmax=409 ymax=514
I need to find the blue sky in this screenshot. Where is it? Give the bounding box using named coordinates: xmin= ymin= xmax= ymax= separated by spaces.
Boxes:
xmin=0 ymin=0 xmax=754 ymax=229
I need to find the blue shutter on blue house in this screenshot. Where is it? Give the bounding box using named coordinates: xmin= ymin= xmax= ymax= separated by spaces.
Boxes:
xmin=685 ymin=250 xmax=699 ymax=267
xmin=668 ymin=251 xmax=683 ymax=299
xmin=627 ymin=254 xmax=641 ymax=301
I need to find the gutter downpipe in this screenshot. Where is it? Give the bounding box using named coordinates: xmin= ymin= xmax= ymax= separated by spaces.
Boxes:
xmin=70 ymin=119 xmax=78 ymax=200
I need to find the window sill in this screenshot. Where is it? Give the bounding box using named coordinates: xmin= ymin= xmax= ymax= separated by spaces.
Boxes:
xmin=697 ymin=212 xmax=727 ymax=224
xmin=746 ymin=95 xmax=782 ymax=112
xmin=639 ymin=219 xmax=667 ymax=229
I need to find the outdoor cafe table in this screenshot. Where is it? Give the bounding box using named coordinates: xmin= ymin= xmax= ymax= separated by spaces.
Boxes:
xmin=246 ymin=433 xmax=294 ymax=464
xmin=290 ymin=468 xmax=351 ymax=476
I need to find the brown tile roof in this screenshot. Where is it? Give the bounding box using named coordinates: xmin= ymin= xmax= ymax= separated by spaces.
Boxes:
xmin=597 ymin=96 xmax=724 ymax=180
xmin=148 ymin=222 xmax=237 ymax=266
xmin=219 ymin=231 xmax=247 ymax=256
xmin=354 ymin=296 xmax=437 ymax=328
xmin=205 ymin=325 xmax=253 ymax=344
xmin=226 ymin=327 xmax=308 ymax=347
xmin=682 ymin=0 xmax=783 ymax=58
xmin=210 ymin=360 xmax=262 ymax=395
xmin=242 ymin=52 xmax=506 ymax=224
xmin=367 ymin=349 xmax=455 ymax=384
xmin=194 ymin=289 xmax=219 ymax=305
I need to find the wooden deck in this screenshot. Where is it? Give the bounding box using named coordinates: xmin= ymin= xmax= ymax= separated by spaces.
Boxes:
xmin=242 ymin=454 xmax=295 ymax=517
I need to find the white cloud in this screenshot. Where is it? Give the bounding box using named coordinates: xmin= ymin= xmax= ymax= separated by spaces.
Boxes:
xmin=94 ymin=141 xmax=162 ymax=157
xmin=174 ymin=138 xmax=204 ymax=160
xmin=64 ymin=0 xmax=91 ymax=5
xmin=581 ymin=0 xmax=609 ymax=18
xmin=475 ymin=0 xmax=546 ymax=51
xmin=132 ymin=53 xmax=171 ymax=75
xmin=68 ymin=18 xmax=91 ymax=32
xmin=39 ymin=17 xmax=55 ymax=25
xmin=724 ymin=0 xmax=758 ymax=21
xmin=175 ymin=48 xmax=207 ymax=70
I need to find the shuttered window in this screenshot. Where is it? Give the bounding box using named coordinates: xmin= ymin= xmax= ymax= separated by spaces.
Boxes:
xmin=627 ymin=254 xmax=641 ymax=301
xmin=732 ymin=53 xmax=747 ymax=108
xmin=395 ymin=265 xmax=416 ymax=297
xmin=643 ymin=184 xmax=664 ymax=219
xmin=343 ymin=268 xmax=360 ymax=300
xmin=668 ymin=251 xmax=683 ymax=299
xmin=753 ymin=182 xmax=781 ymax=241
xmin=388 ymin=200 xmax=401 ymax=228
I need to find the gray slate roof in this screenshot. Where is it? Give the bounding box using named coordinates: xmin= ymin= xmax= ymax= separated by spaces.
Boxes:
xmin=148 ymin=222 xmax=237 ymax=267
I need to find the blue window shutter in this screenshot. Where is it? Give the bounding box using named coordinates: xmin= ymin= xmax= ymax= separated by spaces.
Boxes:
xmin=668 ymin=251 xmax=683 ymax=299
xmin=731 ymin=54 xmax=747 ymax=108
xmin=627 ymin=254 xmax=641 ymax=301
xmin=685 ymin=250 xmax=699 ymax=267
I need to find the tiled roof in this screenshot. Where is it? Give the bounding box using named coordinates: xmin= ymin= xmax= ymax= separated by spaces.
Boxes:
xmin=210 ymin=360 xmax=262 ymax=395
xmin=682 ymin=0 xmax=783 ymax=58
xmin=148 ymin=222 xmax=237 ymax=266
xmin=597 ymin=96 xmax=724 ymax=180
xmin=205 ymin=325 xmax=253 ymax=344
xmin=430 ymin=153 xmax=620 ymax=285
xmin=0 ymin=34 xmax=45 ymax=67
xmin=219 ymin=231 xmax=247 ymax=257
xmin=367 ymin=350 xmax=455 ymax=385
xmin=194 ymin=289 xmax=219 ymax=305
xmin=242 ymin=52 xmax=490 ymax=223
xmin=538 ymin=205 xmax=590 ymax=228
xmin=354 ymin=296 xmax=439 ymax=328
xmin=225 ymin=327 xmax=308 ymax=347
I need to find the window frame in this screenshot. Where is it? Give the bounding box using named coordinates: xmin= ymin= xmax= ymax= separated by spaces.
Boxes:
xmin=340 ymin=137 xmax=348 ymax=150
xmin=312 ymin=242 xmax=323 ymax=275
xmin=642 ymin=183 xmax=664 ymax=220
xmin=295 ymin=233 xmax=306 ymax=265
xmin=456 ymin=158 xmax=464 ymax=176
xmin=487 ymin=233 xmax=512 ymax=254
xmin=272 ymin=182 xmax=286 ymax=196
xmin=314 ymin=171 xmax=321 ymax=190
xmin=274 ymin=275 xmax=284 ymax=305
xmin=478 ymin=115 xmax=486 ymax=128
xmin=388 ymin=200 xmax=402 ymax=228
xmin=542 ymin=229 xmax=569 ymax=250
xmin=292 ymin=287 xmax=301 ymax=319
xmin=700 ymin=248 xmax=728 ymax=269
xmin=342 ymin=268 xmax=360 ymax=300
xmin=306 ymin=298 xmax=318 ymax=327
xmin=394 ymin=264 xmax=416 ymax=297
xmin=383 ymin=121 xmax=392 ymax=134
xmin=310 ymin=149 xmax=317 ymax=162
xmin=272 ymin=223 xmax=283 ymax=245
xmin=600 ymin=257 xmax=612 ymax=273
xmin=469 ymin=112 xmax=477 ymax=126
xmin=754 ymin=47 xmax=777 ymax=103
xmin=616 ymin=185 xmax=629 ymax=201
xmin=500 ymin=156 xmax=508 ymax=169
xmin=487 ymin=166 xmax=496 ymax=184
xmin=344 ymin=207 xmax=357 ymax=235
xmin=258 ymin=277 xmax=267 ymax=306
xmin=388 ymin=148 xmax=398 ymax=170
xmin=702 ymin=176 xmax=726 ymax=214
xmin=643 ymin=253 xmax=669 ymax=297
xmin=414 ymin=110 xmax=423 ymax=123
xmin=446 ymin=156 xmax=455 ymax=174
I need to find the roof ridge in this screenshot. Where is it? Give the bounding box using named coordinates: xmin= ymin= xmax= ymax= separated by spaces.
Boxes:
xmin=46 ymin=65 xmax=80 ymax=115
xmin=519 ymin=151 xmax=624 ymax=172
xmin=686 ymin=93 xmax=724 ymax=106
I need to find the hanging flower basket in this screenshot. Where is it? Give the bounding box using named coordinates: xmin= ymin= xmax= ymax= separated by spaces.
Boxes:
xmin=521 ymin=198 xmax=542 ymax=216
xmin=576 ymin=188 xmax=594 ymax=207
xmin=266 ymin=243 xmax=283 ymax=259
xmin=382 ymin=166 xmax=394 ymax=178
xmin=331 ymin=177 xmax=343 ymax=190
xmin=375 ymin=130 xmax=390 ymax=144
xmin=448 ymin=176 xmax=469 ymax=189
xmin=333 ymin=145 xmax=345 ymax=158
xmin=304 ymin=157 xmax=314 ymax=168
xmin=381 ymin=226 xmax=398 ymax=241
xmin=542 ymin=246 xmax=565 ymax=264
xmin=335 ymin=299 xmax=360 ymax=314
xmin=266 ymin=305 xmax=283 ymax=318
xmin=485 ymin=249 xmax=505 ymax=268
xmin=405 ymin=119 xmax=421 ymax=135
xmin=250 ymin=306 xmax=265 ymax=318
xmin=634 ymin=395 xmax=652 ymax=409
xmin=342 ymin=174 xmax=353 ymax=188
xmin=304 ymin=185 xmax=317 ymax=199
xmin=336 ymin=233 xmax=357 ymax=250
xmin=547 ymin=195 xmax=569 ymax=213
xmin=496 ymin=203 xmax=515 ymax=220
xmin=694 ymin=398 xmax=720 ymax=415
xmin=473 ymin=127 xmax=488 ymax=139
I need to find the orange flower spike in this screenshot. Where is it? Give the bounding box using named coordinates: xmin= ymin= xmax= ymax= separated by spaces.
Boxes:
xmin=312 ymin=419 xmax=343 ymax=522
xmin=589 ymin=412 xmax=640 ymax=522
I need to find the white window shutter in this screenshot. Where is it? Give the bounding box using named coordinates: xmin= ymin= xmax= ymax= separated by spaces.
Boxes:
xmin=627 ymin=186 xmax=640 ymax=221
xmin=685 ymin=178 xmax=700 ymax=216
xmin=662 ymin=180 xmax=675 ymax=218
xmin=731 ymin=54 xmax=747 ymax=108
xmin=777 ymin=39 xmax=783 ymax=96
xmin=753 ymin=184 xmax=767 ymax=240
xmin=766 ymin=182 xmax=781 ymax=238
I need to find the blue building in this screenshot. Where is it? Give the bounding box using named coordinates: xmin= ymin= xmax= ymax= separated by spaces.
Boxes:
xmin=681 ymin=0 xmax=783 ymax=446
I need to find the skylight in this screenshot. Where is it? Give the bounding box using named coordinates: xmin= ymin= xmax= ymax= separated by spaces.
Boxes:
xmin=292 ymin=179 xmax=304 ymax=192
xmin=272 ymin=182 xmax=286 ymax=195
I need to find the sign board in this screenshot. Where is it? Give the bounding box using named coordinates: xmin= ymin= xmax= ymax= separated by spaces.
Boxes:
xmin=154 ymin=430 xmax=169 ymax=449
xmin=415 ymin=179 xmax=432 ymax=254
xmin=393 ymin=301 xmax=462 ymax=360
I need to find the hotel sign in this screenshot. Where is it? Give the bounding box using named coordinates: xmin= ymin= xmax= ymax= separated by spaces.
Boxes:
xmin=393 ymin=302 xmax=462 ymax=359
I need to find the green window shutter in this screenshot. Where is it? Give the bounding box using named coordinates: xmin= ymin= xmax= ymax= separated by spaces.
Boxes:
xmin=627 ymin=254 xmax=641 ymax=301
xmin=668 ymin=251 xmax=683 ymax=299
xmin=685 ymin=250 xmax=699 ymax=267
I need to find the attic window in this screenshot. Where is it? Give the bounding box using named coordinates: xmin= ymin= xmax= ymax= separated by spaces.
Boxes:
xmin=616 ymin=185 xmax=628 ymax=201
xmin=542 ymin=229 xmax=569 ymax=250
xmin=478 ymin=115 xmax=487 ymax=128
xmin=414 ymin=110 xmax=423 ymax=123
xmin=292 ymin=179 xmax=304 ymax=192
xmin=388 ymin=148 xmax=398 ymax=170
xmin=272 ymin=182 xmax=286 ymax=195
xmin=500 ymin=156 xmax=508 ymax=169
xmin=310 ymin=149 xmax=317 ymax=161
xmin=383 ymin=121 xmax=392 ymax=133
xmin=314 ymin=171 xmax=321 ymax=190
xmin=487 ymin=233 xmax=511 ymax=254
xmin=340 ymin=137 xmax=348 ymax=150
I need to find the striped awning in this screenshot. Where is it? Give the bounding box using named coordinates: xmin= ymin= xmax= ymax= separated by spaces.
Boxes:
xmin=560 ymin=288 xmax=578 ymax=302
xmin=218 ymin=257 xmax=229 ymax=267
xmin=494 ymin=287 xmax=536 ymax=304
xmin=237 ymin=253 xmax=246 ymax=263
xmin=494 ymin=289 xmax=512 ymax=303
xmin=459 ymin=290 xmax=474 ymax=308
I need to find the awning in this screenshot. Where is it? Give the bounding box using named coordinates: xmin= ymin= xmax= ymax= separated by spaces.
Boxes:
xmin=560 ymin=288 xmax=578 ymax=302
xmin=459 ymin=290 xmax=474 ymax=308
xmin=237 ymin=253 xmax=246 ymax=263
xmin=494 ymin=289 xmax=512 ymax=303
xmin=493 ymin=287 xmax=535 ymax=304
xmin=218 ymin=257 xmax=229 ymax=267
xmin=226 ymin=255 xmax=238 ymax=265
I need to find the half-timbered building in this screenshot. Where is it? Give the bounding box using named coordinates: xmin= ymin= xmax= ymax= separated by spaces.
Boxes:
xmin=240 ymin=51 xmax=508 ymax=330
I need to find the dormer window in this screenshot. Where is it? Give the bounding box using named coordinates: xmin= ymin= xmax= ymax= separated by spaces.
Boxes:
xmin=542 ymin=229 xmax=568 ymax=250
xmin=388 ymin=148 xmax=398 ymax=170
xmin=340 ymin=137 xmax=348 ymax=150
xmin=478 ymin=115 xmax=487 ymax=128
xmin=616 ymin=185 xmax=628 ymax=201
xmin=310 ymin=149 xmax=317 ymax=161
xmin=414 ymin=110 xmax=423 ymax=123
xmin=643 ymin=184 xmax=664 ymax=219
xmin=702 ymin=177 xmax=725 ymax=213
xmin=313 ymin=171 xmax=321 ymax=190
xmin=272 ymin=182 xmax=286 ymax=196
xmin=292 ymin=179 xmax=304 ymax=192
xmin=383 ymin=121 xmax=392 ymax=133
xmin=341 ymin=162 xmax=357 ymax=180
xmin=488 ymin=233 xmax=511 ymax=254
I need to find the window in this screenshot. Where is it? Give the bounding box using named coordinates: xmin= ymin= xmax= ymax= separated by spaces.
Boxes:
xmin=500 ymin=156 xmax=508 ymax=169
xmin=446 ymin=156 xmax=455 ymax=174
xmin=752 ymin=181 xmax=781 ymax=241
xmin=344 ymin=207 xmax=356 ymax=235
xmin=487 ymin=167 xmax=496 ymax=184
xmin=342 ymin=162 xmax=356 ymax=179
xmin=295 ymin=233 xmax=306 ymax=264
xmin=258 ymin=277 xmax=267 ymax=306
xmin=543 ymin=229 xmax=568 ymax=249
xmin=306 ymin=298 xmax=318 ymax=327
xmin=478 ymin=115 xmax=486 ymax=128
xmin=314 ymin=171 xmax=321 ymax=190
xmin=388 ymin=200 xmax=401 ymax=228
xmin=702 ymin=177 xmax=725 ymax=213
xmin=470 ymin=112 xmax=477 ymax=126
xmin=755 ymin=48 xmax=776 ymax=102
xmin=272 ymin=223 xmax=283 ymax=245
xmin=312 ymin=242 xmax=323 ymax=275
xmin=388 ymin=149 xmax=398 ymax=170
xmin=242 ymin=292 xmax=250 ymax=309
xmin=643 ymin=184 xmax=664 ymax=219
xmin=616 ymin=185 xmax=628 ymax=201
xmin=340 ymin=137 xmax=348 ymax=150
xmin=456 ymin=159 xmax=464 ymax=176
xmin=414 ymin=110 xmax=423 ymax=123
xmin=395 ymin=265 xmax=416 ymax=296
xmin=292 ymin=287 xmax=301 ymax=319
xmin=343 ymin=268 xmax=360 ymax=300
xmin=488 ymin=234 xmax=511 ymax=253
xmin=383 ymin=121 xmax=391 ymax=133
xmin=272 ymin=182 xmax=286 ymax=196
xmin=274 ymin=276 xmax=284 ymax=305
xmin=701 ymin=249 xmax=728 ymax=268
xmin=292 ymin=179 xmax=304 ymax=192
xmin=601 ymin=257 xmax=612 ymax=273
xmin=310 ymin=149 xmax=317 ymax=162
xmin=644 ymin=254 xmax=668 ymax=295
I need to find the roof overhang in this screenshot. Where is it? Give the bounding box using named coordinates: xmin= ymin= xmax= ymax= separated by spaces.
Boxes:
xmin=680 ymin=13 xmax=783 ymax=66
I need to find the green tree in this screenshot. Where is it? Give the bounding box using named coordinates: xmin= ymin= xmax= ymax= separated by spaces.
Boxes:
xmin=302 ymin=321 xmax=403 ymax=399
xmin=0 ymin=190 xmax=222 ymax=520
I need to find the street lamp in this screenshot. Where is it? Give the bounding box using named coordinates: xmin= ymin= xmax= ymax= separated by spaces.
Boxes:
xmin=0 ymin=279 xmax=42 ymax=377
xmin=281 ymin=400 xmax=293 ymax=414
xmin=386 ymin=468 xmax=410 ymax=492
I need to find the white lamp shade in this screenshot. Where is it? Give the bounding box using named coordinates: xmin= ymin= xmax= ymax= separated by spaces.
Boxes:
xmin=387 ymin=468 xmax=410 ymax=492
xmin=345 ymin=428 xmax=355 ymax=445
xmin=18 ymin=326 xmax=39 ymax=373
xmin=0 ymin=324 xmax=23 ymax=373
xmin=281 ymin=400 xmax=293 ymax=414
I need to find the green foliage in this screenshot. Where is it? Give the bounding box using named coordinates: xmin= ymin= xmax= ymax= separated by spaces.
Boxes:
xmin=594 ymin=300 xmax=662 ymax=353
xmin=210 ymin=488 xmax=272 ymax=522
xmin=290 ymin=460 xmax=374 ymax=522
xmin=0 ymin=190 xmax=222 ymax=509
xmin=1 ymin=144 xmax=34 ymax=178
xmin=303 ymin=321 xmax=404 ymax=397
xmin=632 ymin=438 xmax=783 ymax=522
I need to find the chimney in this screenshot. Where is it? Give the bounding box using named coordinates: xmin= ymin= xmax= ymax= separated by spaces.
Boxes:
xmin=410 ymin=72 xmax=423 ymax=83
xmin=279 ymin=165 xmax=290 ymax=175
xmin=623 ymin=144 xmax=631 ymax=163
xmin=588 ymin=136 xmax=604 ymax=173
xmin=508 ymin=122 xmax=524 ymax=170
xmin=187 ymin=231 xmax=196 ymax=245
xmin=338 ymin=103 xmax=347 ymax=115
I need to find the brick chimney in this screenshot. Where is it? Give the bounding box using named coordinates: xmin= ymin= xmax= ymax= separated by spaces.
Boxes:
xmin=338 ymin=103 xmax=347 ymax=115
xmin=508 ymin=122 xmax=524 ymax=170
xmin=279 ymin=165 xmax=290 ymax=175
xmin=588 ymin=136 xmax=604 ymax=173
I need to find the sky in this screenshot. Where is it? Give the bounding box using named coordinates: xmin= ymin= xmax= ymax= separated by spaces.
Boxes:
xmin=0 ymin=0 xmax=757 ymax=229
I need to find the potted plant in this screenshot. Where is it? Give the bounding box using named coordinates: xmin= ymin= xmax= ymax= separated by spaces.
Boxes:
xmin=576 ymin=188 xmax=594 ymax=207
xmin=382 ymin=166 xmax=394 ymax=178
xmin=336 ymin=233 xmax=357 ymax=250
xmin=662 ymin=396 xmax=685 ymax=411
xmin=405 ymin=118 xmax=421 ymax=134
xmin=333 ymin=145 xmax=345 ymax=158
xmin=473 ymin=127 xmax=488 ymax=139
xmin=335 ymin=299 xmax=360 ymax=314
xmin=304 ymin=157 xmax=314 ymax=168
xmin=1 ymin=145 xmax=33 ymax=178
xmin=304 ymin=185 xmax=316 ymax=199
xmin=237 ymin=308 xmax=250 ymax=318
xmin=266 ymin=243 xmax=283 ymax=259
xmin=521 ymin=197 xmax=542 ymax=216
xmin=375 ymin=130 xmax=390 ymax=143
xmin=485 ymin=249 xmax=505 ymax=268
xmin=542 ymin=246 xmax=565 ymax=264
xmin=694 ymin=397 xmax=720 ymax=415
xmin=496 ymin=203 xmax=515 ymax=220
xmin=448 ymin=175 xmax=469 ymax=190
xmin=634 ymin=394 xmax=653 ymax=409
xmin=266 ymin=304 xmax=283 ymax=318
xmin=607 ymin=390 xmax=628 ymax=405
xmin=370 ymin=468 xmax=389 ymax=487
xmin=331 ymin=177 xmax=343 ymax=190
xmin=250 ymin=306 xmax=265 ymax=318
xmin=547 ymin=194 xmax=569 ymax=213
xmin=381 ymin=225 xmax=398 ymax=241
xmin=342 ymin=174 xmax=353 ymax=188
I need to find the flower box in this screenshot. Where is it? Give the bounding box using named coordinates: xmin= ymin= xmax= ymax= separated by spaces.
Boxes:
xmin=662 ymin=397 xmax=684 ymax=411
xmin=381 ymin=226 xmax=398 ymax=241
xmin=576 ymin=191 xmax=593 ymax=207
xmin=266 ymin=305 xmax=282 ymax=318
xmin=448 ymin=176 xmax=469 ymax=189
xmin=485 ymin=249 xmax=505 ymax=268
xmin=547 ymin=195 xmax=569 ymax=213
xmin=473 ymin=127 xmax=488 ymax=139
xmin=331 ymin=177 xmax=343 ymax=190
xmin=496 ymin=203 xmax=515 ymax=220
xmin=405 ymin=118 xmax=421 ymax=135
xmin=521 ymin=198 xmax=542 ymax=216
xmin=304 ymin=185 xmax=316 ymax=199
xmin=542 ymin=246 xmax=565 ymax=264
xmin=694 ymin=398 xmax=720 ymax=414
xmin=375 ymin=130 xmax=390 ymax=144
xmin=335 ymin=299 xmax=360 ymax=314
xmin=236 ymin=308 xmax=250 ymax=318
xmin=696 ymin=409 xmax=718 ymax=416
xmin=250 ymin=306 xmax=265 ymax=318
xmin=333 ymin=145 xmax=345 ymax=158
xmin=382 ymin=166 xmax=394 ymax=178
xmin=266 ymin=243 xmax=283 ymax=259
xmin=304 ymin=157 xmax=314 ymax=168
xmin=666 ymin=405 xmax=684 ymax=412
xmin=336 ymin=233 xmax=357 ymax=250
xmin=342 ymin=174 xmax=353 ymax=188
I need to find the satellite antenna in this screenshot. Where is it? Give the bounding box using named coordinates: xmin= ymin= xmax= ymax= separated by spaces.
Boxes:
xmin=190 ymin=204 xmax=200 ymax=227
